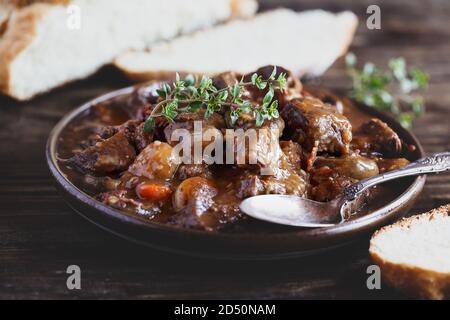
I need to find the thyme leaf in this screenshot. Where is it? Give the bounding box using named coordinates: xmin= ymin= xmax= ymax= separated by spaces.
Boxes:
xmin=346 ymin=53 xmax=429 ymax=128
xmin=144 ymin=67 xmax=287 ymax=132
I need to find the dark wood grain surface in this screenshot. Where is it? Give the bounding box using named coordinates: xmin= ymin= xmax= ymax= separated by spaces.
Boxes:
xmin=0 ymin=0 xmax=449 ymax=300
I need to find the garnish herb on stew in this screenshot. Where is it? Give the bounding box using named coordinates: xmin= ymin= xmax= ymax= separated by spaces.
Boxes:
xmin=346 ymin=53 xmax=429 ymax=128
xmin=144 ymin=67 xmax=287 ymax=132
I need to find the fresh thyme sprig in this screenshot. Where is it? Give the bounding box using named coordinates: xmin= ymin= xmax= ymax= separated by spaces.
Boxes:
xmin=346 ymin=53 xmax=429 ymax=128
xmin=144 ymin=67 xmax=287 ymax=132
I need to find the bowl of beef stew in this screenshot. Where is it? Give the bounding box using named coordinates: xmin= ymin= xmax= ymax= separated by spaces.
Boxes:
xmin=47 ymin=66 xmax=425 ymax=259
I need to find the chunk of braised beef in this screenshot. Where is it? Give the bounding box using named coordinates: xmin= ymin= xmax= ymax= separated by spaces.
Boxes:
xmin=280 ymin=140 xmax=305 ymax=171
xmin=117 ymin=120 xmax=140 ymax=139
xmin=242 ymin=127 xmax=282 ymax=172
xmin=236 ymin=174 xmax=266 ymax=199
xmin=68 ymin=131 xmax=136 ymax=174
xmin=98 ymin=126 xmax=118 ymax=140
xmin=270 ymin=151 xmax=309 ymax=196
xmin=281 ymin=97 xmax=353 ymax=155
xmin=352 ymin=119 xmax=403 ymax=156
xmin=236 ymin=150 xmax=309 ymax=199
xmin=309 ymin=166 xmax=357 ymax=202
xmin=97 ymin=120 xmax=154 ymax=152
xmin=224 ymin=110 xmax=285 ymax=173
xmin=133 ymin=123 xmax=154 ymax=151
xmin=176 ymin=164 xmax=213 ymax=180
xmin=263 ymin=170 xmax=308 ymax=196
xmin=164 ymin=111 xmax=226 ymax=147
xmin=236 ymin=165 xmax=308 ymax=199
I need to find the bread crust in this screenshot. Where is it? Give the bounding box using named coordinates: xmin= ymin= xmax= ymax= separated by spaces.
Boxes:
xmin=340 ymin=13 xmax=358 ymax=57
xmin=370 ymin=204 xmax=450 ymax=300
xmin=0 ymin=4 xmax=50 ymax=96
xmin=230 ymin=0 xmax=258 ymax=18
xmin=115 ymin=9 xmax=358 ymax=81
xmin=0 ymin=0 xmax=68 ymax=31
xmin=11 ymin=0 xmax=69 ymax=8
xmin=0 ymin=0 xmax=257 ymax=100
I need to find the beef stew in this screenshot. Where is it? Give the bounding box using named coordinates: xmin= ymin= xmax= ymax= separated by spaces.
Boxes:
xmin=57 ymin=66 xmax=416 ymax=232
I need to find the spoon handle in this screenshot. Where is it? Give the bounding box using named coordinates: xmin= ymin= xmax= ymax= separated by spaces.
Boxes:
xmin=343 ymin=152 xmax=450 ymax=201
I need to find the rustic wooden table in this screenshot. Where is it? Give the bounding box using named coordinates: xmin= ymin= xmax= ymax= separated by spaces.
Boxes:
xmin=0 ymin=0 xmax=449 ymax=300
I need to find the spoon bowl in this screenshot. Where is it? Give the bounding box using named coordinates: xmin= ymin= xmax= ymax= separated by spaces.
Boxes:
xmin=240 ymin=153 xmax=450 ymax=228
xmin=240 ymin=195 xmax=340 ymax=227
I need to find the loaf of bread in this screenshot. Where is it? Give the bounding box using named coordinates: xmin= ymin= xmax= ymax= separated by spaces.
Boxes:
xmin=114 ymin=9 xmax=358 ymax=81
xmin=370 ymin=204 xmax=450 ymax=300
xmin=0 ymin=0 xmax=258 ymax=100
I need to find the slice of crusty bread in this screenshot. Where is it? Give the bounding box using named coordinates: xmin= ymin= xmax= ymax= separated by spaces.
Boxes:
xmin=370 ymin=204 xmax=450 ymax=300
xmin=114 ymin=9 xmax=358 ymax=82
xmin=0 ymin=0 xmax=258 ymax=100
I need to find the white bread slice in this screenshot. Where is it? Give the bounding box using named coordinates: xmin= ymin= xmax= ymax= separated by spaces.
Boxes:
xmin=0 ymin=0 xmax=258 ymax=100
xmin=370 ymin=204 xmax=450 ymax=300
xmin=114 ymin=9 xmax=358 ymax=82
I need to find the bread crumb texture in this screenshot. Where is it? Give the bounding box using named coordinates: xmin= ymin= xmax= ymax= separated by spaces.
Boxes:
xmin=370 ymin=204 xmax=450 ymax=299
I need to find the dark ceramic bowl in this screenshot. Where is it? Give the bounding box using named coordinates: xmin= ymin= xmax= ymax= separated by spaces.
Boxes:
xmin=46 ymin=86 xmax=426 ymax=260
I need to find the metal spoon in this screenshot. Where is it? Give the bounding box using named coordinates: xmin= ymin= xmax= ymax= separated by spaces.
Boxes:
xmin=240 ymin=152 xmax=450 ymax=228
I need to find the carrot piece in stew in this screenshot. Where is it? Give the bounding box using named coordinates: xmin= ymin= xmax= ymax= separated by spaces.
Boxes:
xmin=137 ymin=183 xmax=172 ymax=201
